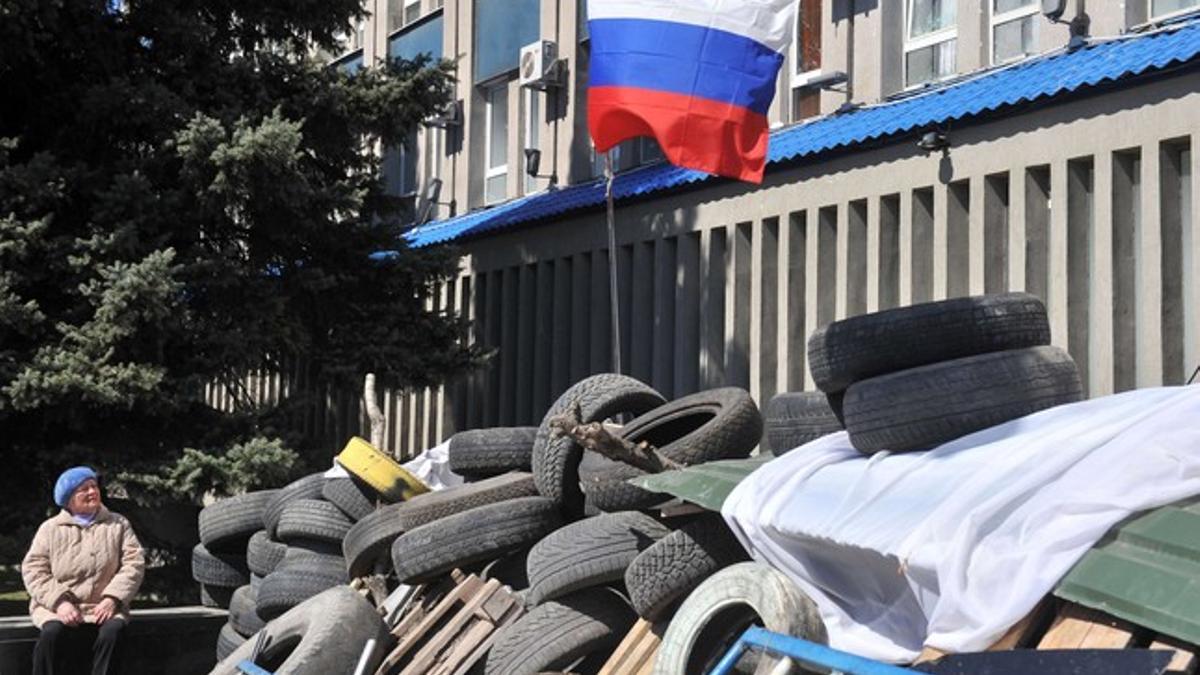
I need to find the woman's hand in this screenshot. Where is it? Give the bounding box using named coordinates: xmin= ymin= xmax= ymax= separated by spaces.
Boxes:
xmin=91 ymin=597 xmax=117 ymax=624
xmin=54 ymin=599 xmax=82 ymax=626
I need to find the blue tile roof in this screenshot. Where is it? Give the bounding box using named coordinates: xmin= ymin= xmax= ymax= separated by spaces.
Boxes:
xmin=406 ymin=17 xmax=1200 ymax=248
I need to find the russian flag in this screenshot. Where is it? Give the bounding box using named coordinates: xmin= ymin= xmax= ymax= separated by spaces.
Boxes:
xmin=587 ymin=0 xmax=796 ymax=184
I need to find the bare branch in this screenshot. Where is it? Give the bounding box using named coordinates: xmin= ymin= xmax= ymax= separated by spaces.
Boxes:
xmin=547 ymin=403 xmax=683 ymax=473
xmin=363 ymin=373 xmax=386 ymax=450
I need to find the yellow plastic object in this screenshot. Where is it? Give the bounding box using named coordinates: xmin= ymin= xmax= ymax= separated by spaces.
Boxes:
xmin=336 ymin=437 xmax=430 ymax=501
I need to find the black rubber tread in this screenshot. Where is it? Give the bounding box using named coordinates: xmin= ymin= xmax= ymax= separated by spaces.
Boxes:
xmin=448 ymin=427 xmax=537 ymax=476
xmin=578 ymin=456 xmax=669 ymax=512
xmin=229 ymin=584 xmax=266 ymax=637
xmin=192 ymin=542 xmax=250 ymax=587
xmin=256 ymin=549 xmax=350 ymax=620
xmin=532 ymin=374 xmax=666 ymax=513
xmin=390 ymin=496 xmax=563 ymax=584
xmin=200 ymin=584 xmax=236 ymax=609
xmin=343 ymin=472 xmax=538 ymax=578
xmin=764 ymin=391 xmax=843 ymax=454
xmin=844 ymin=345 xmax=1083 ymax=454
xmin=482 ymin=547 xmax=531 ymax=591
xmin=578 ymin=387 xmax=763 ymax=512
xmin=321 ymin=475 xmax=378 ymax=521
xmin=263 ymin=473 xmax=326 ymax=537
xmin=211 ymin=587 xmax=390 ymax=675
xmin=526 ymin=511 xmax=671 ymax=606
xmin=216 ymin=622 xmax=246 ymax=662
xmin=484 ymin=588 xmax=637 ymax=675
xmin=807 ymin=292 xmax=1051 ymax=394
xmin=247 ymin=530 xmax=288 ymax=577
xmin=199 ymin=490 xmax=278 ymax=551
xmin=625 ymin=515 xmax=749 ymax=622
xmin=275 ymin=498 xmax=354 ymax=544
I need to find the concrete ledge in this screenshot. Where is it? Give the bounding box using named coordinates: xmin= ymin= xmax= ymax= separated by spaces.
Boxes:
xmin=0 ymin=606 xmax=226 ymax=675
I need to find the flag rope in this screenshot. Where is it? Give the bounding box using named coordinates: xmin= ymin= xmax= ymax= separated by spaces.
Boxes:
xmin=604 ymin=151 xmax=622 ymax=375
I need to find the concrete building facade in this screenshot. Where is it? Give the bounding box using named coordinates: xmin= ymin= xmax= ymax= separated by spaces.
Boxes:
xmin=239 ymin=1 xmax=1200 ymax=458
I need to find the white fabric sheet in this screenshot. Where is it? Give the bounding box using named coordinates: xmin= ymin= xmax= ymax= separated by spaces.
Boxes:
xmin=401 ymin=440 xmax=463 ymax=491
xmin=722 ymin=386 xmax=1200 ymax=663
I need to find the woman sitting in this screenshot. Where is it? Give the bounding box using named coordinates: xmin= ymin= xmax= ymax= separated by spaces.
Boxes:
xmin=21 ymin=466 xmax=146 ymax=675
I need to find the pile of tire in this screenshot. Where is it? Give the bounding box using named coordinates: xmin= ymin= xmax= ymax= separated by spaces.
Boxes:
xmin=805 ymin=292 xmax=1084 ymax=454
xmin=193 ymin=468 xmax=387 ymax=662
xmin=337 ymin=374 xmax=764 ymax=675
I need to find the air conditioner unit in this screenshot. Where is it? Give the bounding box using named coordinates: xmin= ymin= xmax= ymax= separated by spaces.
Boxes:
xmin=519 ymin=40 xmax=561 ymax=90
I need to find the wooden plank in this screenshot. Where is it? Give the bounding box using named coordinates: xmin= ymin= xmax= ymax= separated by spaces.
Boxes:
xmin=378 ymin=575 xmax=485 ymax=673
xmin=399 ymin=579 xmax=501 ymax=675
xmin=1150 ymin=638 xmax=1199 ymax=675
xmin=988 ymin=600 xmax=1054 ymax=651
xmin=1037 ymin=604 xmax=1139 ymax=650
xmin=599 ymin=619 xmax=664 ymax=675
xmin=913 ymin=647 xmax=947 ymax=664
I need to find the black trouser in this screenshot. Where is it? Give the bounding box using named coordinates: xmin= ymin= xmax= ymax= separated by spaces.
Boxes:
xmin=32 ymin=618 xmax=125 ymax=675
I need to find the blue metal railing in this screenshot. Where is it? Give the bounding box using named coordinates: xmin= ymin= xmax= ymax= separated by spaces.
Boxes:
xmin=710 ymin=626 xmax=921 ymax=675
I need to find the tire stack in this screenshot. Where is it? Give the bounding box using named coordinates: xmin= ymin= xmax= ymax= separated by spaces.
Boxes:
xmin=807 ymin=292 xmax=1084 ymax=454
xmin=196 ymin=468 xmax=391 ymax=662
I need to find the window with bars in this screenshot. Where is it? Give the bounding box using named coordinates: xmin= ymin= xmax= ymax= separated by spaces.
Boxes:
xmin=991 ymin=0 xmax=1039 ymax=64
xmin=905 ymin=0 xmax=956 ymax=88
xmin=484 ymin=83 xmax=509 ymax=204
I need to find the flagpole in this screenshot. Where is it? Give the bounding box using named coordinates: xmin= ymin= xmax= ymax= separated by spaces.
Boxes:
xmin=604 ymin=151 xmax=622 ymax=375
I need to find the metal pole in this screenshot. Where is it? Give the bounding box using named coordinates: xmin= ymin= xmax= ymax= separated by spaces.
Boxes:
xmin=604 ymin=151 xmax=622 ymax=375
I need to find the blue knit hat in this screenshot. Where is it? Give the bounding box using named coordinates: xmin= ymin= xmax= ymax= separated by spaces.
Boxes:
xmin=54 ymin=466 xmax=98 ymax=508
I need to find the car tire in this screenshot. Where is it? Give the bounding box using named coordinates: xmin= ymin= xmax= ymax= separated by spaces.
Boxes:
xmin=199 ymin=490 xmax=278 ymax=550
xmin=212 ymin=587 xmax=389 ymax=675
xmin=275 ymin=498 xmax=353 ymax=544
xmin=192 ymin=542 xmax=249 ymax=588
xmin=764 ymin=391 xmax=843 ymax=455
xmin=448 ymin=427 xmax=537 ymax=477
xmin=229 ymin=584 xmax=265 ymax=637
xmin=321 ymin=476 xmax=378 ymax=522
xmin=807 ymin=292 xmax=1051 ymax=394
xmin=844 ymin=345 xmax=1083 ymax=453
xmin=484 ymin=588 xmax=636 ymax=675
xmin=532 ymin=374 xmax=665 ymax=514
xmin=255 ymin=548 xmax=349 ymax=620
xmin=263 ymin=474 xmax=325 ymax=538
xmin=625 ymin=515 xmax=749 ymax=622
xmin=247 ymin=530 xmax=288 ymax=577
xmin=342 ymin=472 xmax=537 ymax=578
xmin=526 ymin=511 xmax=670 ymax=606
xmin=654 ymin=562 xmax=827 ymax=675
xmin=390 ymin=496 xmax=562 ymax=584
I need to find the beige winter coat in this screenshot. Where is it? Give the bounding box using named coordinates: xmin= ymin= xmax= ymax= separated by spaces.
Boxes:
xmin=21 ymin=506 xmax=145 ymax=628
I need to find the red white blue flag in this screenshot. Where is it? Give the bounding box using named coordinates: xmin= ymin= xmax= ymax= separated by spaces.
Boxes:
xmin=586 ymin=0 xmax=797 ymax=184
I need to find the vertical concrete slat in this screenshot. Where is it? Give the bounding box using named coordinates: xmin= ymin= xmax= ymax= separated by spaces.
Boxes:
xmin=816 ymin=207 xmax=837 ymax=329
xmin=911 ymin=188 xmax=935 ymax=304
xmin=847 ymin=200 xmax=868 ymax=317
xmin=804 ymin=213 xmax=821 ymax=390
xmin=1185 ymin=141 xmax=1199 ymax=382
xmin=590 ymin=248 xmax=613 ymax=374
xmin=498 ymin=267 xmax=518 ymax=426
xmin=835 ymin=203 xmax=850 ymax=320
xmin=947 ymin=180 xmax=971 ymax=299
xmin=1160 ymin=142 xmax=1188 ymax=385
xmin=1067 ymin=157 xmax=1094 ymax=394
xmin=787 ymin=212 xmax=808 ymax=391
xmin=1091 ymin=152 xmax=1117 ymax=396
xmin=879 ymin=195 xmax=901 ymax=310
xmin=532 ymin=259 xmax=555 ymax=420
xmin=933 ymin=181 xmax=949 ymax=300
xmin=899 ymin=189 xmax=914 ymax=306
xmin=630 ymin=242 xmax=655 ymax=384
xmin=866 ymin=196 xmax=881 ymax=313
xmin=758 ymin=218 xmax=780 ymax=405
xmin=551 ymin=257 xmax=573 ymax=402
xmin=727 ymin=223 xmax=753 ymax=389
xmin=983 ymin=173 xmax=1011 ymax=295
xmin=751 ymin=221 xmax=765 ymax=404
xmin=1009 ymin=166 xmax=1028 ymax=292
xmin=1110 ymin=151 xmax=1138 ymax=394
xmin=701 ymin=228 xmax=728 ymax=388
xmin=969 ymin=175 xmax=987 ymax=295
xmin=1138 ymin=142 xmax=1164 ymax=387
xmin=570 ymin=252 xmax=591 ymax=384
xmin=1048 ymin=161 xmax=1070 ymax=353
xmin=653 ymin=237 xmax=678 ymax=398
xmin=675 ymin=232 xmax=701 ymax=396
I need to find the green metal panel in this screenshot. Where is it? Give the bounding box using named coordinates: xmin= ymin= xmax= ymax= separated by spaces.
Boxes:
xmin=1056 ymin=499 xmax=1200 ymax=645
xmin=628 ymin=455 xmax=773 ymax=512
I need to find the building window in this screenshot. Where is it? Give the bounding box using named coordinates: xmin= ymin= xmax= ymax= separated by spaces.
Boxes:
xmin=474 ymin=0 xmax=540 ymax=83
xmin=388 ymin=10 xmax=444 ymax=63
xmin=789 ymin=0 xmax=823 ymax=122
xmin=383 ymin=130 xmax=420 ymax=224
xmin=1152 ymin=0 xmax=1200 ymax=18
xmin=905 ymin=0 xmax=956 ymax=87
xmin=523 ymin=90 xmax=540 ymax=193
xmin=404 ymin=0 xmax=422 ymax=25
xmin=484 ymin=83 xmax=509 ymax=204
xmin=590 ymin=137 xmax=664 ymax=177
xmin=991 ymin=0 xmax=1039 ymax=64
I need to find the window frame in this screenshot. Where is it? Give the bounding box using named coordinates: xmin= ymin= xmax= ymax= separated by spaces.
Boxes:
xmin=1150 ymin=0 xmax=1200 ymax=21
xmin=989 ymin=0 xmax=1040 ymax=65
xmin=403 ymin=0 xmax=422 ymax=26
xmin=903 ymin=0 xmax=958 ymax=89
xmin=788 ymin=0 xmax=823 ymax=122
xmin=483 ymin=82 xmax=509 ymax=205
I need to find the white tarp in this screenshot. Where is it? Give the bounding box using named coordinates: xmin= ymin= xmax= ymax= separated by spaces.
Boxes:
xmin=401 ymin=440 xmax=463 ymax=491
xmin=722 ymin=386 xmax=1200 ymax=663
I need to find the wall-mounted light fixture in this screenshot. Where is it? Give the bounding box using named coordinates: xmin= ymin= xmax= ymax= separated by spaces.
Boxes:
xmin=916 ymin=131 xmax=950 ymax=153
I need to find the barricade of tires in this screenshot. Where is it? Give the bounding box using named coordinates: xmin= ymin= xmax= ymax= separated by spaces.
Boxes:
xmin=194 ymin=456 xmax=397 ymax=661
xmin=765 ymin=292 xmax=1084 ymax=455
